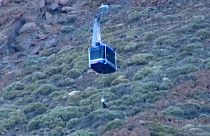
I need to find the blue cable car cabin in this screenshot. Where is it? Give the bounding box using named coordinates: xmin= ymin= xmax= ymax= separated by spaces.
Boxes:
xmin=89 ymin=4 xmax=117 ymax=74
xmin=89 ymin=43 xmax=117 ymax=74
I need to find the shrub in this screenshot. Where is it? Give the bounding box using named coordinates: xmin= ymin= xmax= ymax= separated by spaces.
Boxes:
xmin=23 ymin=102 xmax=48 ymax=119
xmin=33 ymin=84 xmax=57 ymax=96
xmin=4 ymin=82 xmax=25 ymax=92
xmin=188 ymin=36 xmax=201 ymax=43
xmin=111 ymin=75 xmax=129 ymax=86
xmin=152 ymin=48 xmax=172 ymax=57
xmin=2 ymin=82 xmax=33 ymax=100
xmin=159 ymin=79 xmax=172 ymax=90
xmin=196 ymin=29 xmax=210 ymax=40
xmin=31 ymin=72 xmax=46 ymax=82
xmin=143 ymin=31 xmax=158 ymax=42
xmin=103 ymin=119 xmax=124 ymax=133
xmin=69 ymin=129 xmax=96 ymax=136
xmin=100 ymin=73 xmax=121 ymax=87
xmin=178 ymin=103 xmax=200 ymax=119
xmin=122 ymin=42 xmax=139 ymax=52
xmin=127 ymin=53 xmax=154 ymax=66
xmin=87 ymin=109 xmax=124 ymax=128
xmin=44 ymin=66 xmax=62 ymax=76
xmin=142 ymin=91 xmax=165 ymax=103
xmin=0 ymin=111 xmax=26 ymax=132
xmin=27 ymin=114 xmax=65 ymax=131
xmin=141 ymin=82 xmax=160 ymax=92
xmin=166 ymin=65 xmax=198 ymax=79
xmin=66 ymin=68 xmax=81 ymax=79
xmin=57 ymin=78 xmax=75 ymax=87
xmin=133 ymin=66 xmax=153 ymax=80
xmin=49 ymin=74 xmax=64 ymax=83
xmin=3 ymin=90 xmax=26 ymax=100
xmin=66 ymin=118 xmax=81 ymax=129
xmin=177 ymin=22 xmax=209 ymax=34
xmin=49 ymin=106 xmax=91 ymax=122
xmin=49 ymin=91 xmax=69 ymax=101
xmin=180 ymin=42 xmax=203 ymax=55
xmin=146 ymin=122 xmax=185 ymax=136
xmin=154 ymin=35 xmax=176 ymax=48
xmin=162 ymin=106 xmax=184 ymax=118
xmin=121 ymin=95 xmax=137 ymax=106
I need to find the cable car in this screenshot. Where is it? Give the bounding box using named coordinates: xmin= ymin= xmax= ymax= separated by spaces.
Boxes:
xmin=89 ymin=42 xmax=116 ymax=74
xmin=88 ymin=4 xmax=117 ymax=74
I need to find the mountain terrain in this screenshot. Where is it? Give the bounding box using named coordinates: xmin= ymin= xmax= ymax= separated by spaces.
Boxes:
xmin=1 ymin=0 xmax=210 ymax=135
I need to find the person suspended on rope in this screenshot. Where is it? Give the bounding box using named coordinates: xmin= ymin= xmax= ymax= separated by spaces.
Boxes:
xmin=101 ymin=97 xmax=108 ymax=109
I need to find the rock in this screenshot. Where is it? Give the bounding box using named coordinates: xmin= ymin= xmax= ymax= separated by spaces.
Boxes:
xmin=45 ymin=12 xmax=53 ymax=21
xmin=18 ymin=22 xmax=38 ymax=34
xmin=51 ymin=3 xmax=59 ymax=11
xmin=2 ymin=0 xmax=12 ymax=6
xmin=32 ymin=45 xmax=42 ymax=55
xmin=45 ymin=36 xmax=58 ymax=47
xmin=68 ymin=91 xmax=80 ymax=96
xmin=55 ymin=0 xmax=68 ymax=6
xmin=61 ymin=6 xmax=72 ymax=12
xmin=38 ymin=0 xmax=46 ymax=9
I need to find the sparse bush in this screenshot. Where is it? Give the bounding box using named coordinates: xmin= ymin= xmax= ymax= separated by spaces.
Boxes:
xmin=162 ymin=106 xmax=184 ymax=118
xmin=127 ymin=53 xmax=154 ymax=66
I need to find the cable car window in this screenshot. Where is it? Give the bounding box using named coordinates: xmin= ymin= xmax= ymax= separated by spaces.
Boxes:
xmin=90 ymin=46 xmax=105 ymax=60
xmin=106 ymin=47 xmax=115 ymax=65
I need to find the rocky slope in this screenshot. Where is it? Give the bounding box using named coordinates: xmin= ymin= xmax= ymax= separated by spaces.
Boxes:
xmin=1 ymin=0 xmax=210 ymax=135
